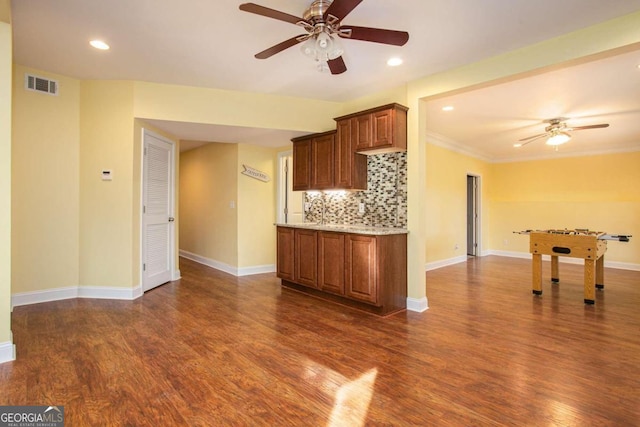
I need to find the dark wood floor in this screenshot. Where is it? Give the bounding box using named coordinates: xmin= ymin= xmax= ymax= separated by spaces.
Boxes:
xmin=1 ymin=256 xmax=639 ymax=426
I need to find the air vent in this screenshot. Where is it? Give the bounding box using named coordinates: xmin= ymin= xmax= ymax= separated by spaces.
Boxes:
xmin=25 ymin=74 xmax=58 ymax=95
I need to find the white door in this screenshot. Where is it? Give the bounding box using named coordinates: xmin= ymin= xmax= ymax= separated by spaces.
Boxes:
xmin=142 ymin=130 xmax=175 ymax=291
xmin=277 ymin=152 xmax=304 ymax=224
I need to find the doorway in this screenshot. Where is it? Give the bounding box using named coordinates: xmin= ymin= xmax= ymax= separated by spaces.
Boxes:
xmin=466 ymin=174 xmax=480 ymax=256
xmin=277 ymin=151 xmax=304 ymax=224
xmin=141 ymin=129 xmax=176 ymax=291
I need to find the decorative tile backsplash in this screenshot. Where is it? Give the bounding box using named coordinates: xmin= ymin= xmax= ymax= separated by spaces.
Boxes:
xmin=304 ymin=152 xmax=407 ymax=228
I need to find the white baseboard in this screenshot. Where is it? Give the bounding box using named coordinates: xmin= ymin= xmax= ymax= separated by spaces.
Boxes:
xmin=487 ymin=250 xmax=640 ymax=271
xmin=179 ymin=249 xmax=276 ymax=276
xmin=12 ymin=286 xmax=78 ymax=308
xmin=425 ymin=255 xmax=468 ymax=272
xmin=77 ymin=285 xmax=143 ymax=300
xmin=172 ymin=269 xmax=181 ymax=281
xmin=12 ymin=284 xmax=143 ymax=309
xmin=407 ymin=296 xmax=429 ymax=313
xmin=0 ymin=340 xmax=16 ymax=364
xmin=238 ymin=264 xmax=276 ymax=276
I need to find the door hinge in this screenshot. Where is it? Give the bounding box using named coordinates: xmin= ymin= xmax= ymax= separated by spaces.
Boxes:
xmin=144 ymin=146 xmax=147 ymax=155
xmin=143 ymin=263 xmax=146 ymax=271
xmin=143 ymin=205 xmax=146 ymax=214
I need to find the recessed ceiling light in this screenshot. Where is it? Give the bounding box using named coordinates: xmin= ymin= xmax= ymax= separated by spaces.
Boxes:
xmin=513 ymin=143 xmax=522 ymax=148
xmin=442 ymin=106 xmax=454 ymax=112
xmin=90 ymin=40 xmax=110 ymax=50
xmin=387 ymin=57 xmax=403 ymax=67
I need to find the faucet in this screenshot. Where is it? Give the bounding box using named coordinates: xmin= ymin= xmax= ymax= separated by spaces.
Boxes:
xmin=309 ymin=197 xmax=326 ymax=225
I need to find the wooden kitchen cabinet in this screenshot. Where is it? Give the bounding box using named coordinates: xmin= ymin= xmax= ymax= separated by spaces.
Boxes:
xmin=294 ymin=228 xmax=318 ymax=288
xmin=318 ymin=232 xmax=345 ymax=295
xmin=335 ymin=103 xmax=408 ymax=155
xmin=292 ymin=131 xmax=335 ymax=191
xmin=277 ymin=226 xmax=407 ymax=316
xmin=276 ymin=227 xmax=295 ymax=281
xmin=345 ymin=234 xmax=378 ymax=304
xmin=335 ymin=118 xmax=368 ymax=190
xmin=292 ymin=138 xmax=311 ymax=191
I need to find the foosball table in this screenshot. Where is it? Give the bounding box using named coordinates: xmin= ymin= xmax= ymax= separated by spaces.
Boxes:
xmin=514 ymin=229 xmax=632 ymax=304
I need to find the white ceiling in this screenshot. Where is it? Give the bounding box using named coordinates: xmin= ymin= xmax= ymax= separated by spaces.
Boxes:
xmin=10 ymin=0 xmax=640 ymax=160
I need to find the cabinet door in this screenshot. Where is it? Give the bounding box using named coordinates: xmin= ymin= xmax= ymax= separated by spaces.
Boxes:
xmin=292 ymin=139 xmax=311 ymax=191
xmin=318 ymin=232 xmax=345 ymax=295
xmin=335 ymin=120 xmax=352 ymax=189
xmin=276 ymin=227 xmax=295 ymax=281
xmin=336 ymin=120 xmax=367 ymax=190
xmin=372 ymin=109 xmax=393 ymax=149
xmin=311 ymin=133 xmax=335 ymax=189
xmin=354 ymin=114 xmax=373 ymax=150
xmin=294 ymin=229 xmax=318 ymax=288
xmin=345 ymin=234 xmax=378 ymax=305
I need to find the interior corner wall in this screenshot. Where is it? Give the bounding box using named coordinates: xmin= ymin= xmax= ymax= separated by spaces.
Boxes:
xmin=179 ymin=143 xmax=239 ymax=269
xmin=488 ymin=151 xmax=640 ymax=265
xmin=237 ymin=144 xmax=278 ymax=270
xmin=79 ymin=80 xmax=136 ymax=288
xmin=11 ymin=65 xmax=80 ymax=294
xmin=0 ymin=16 xmax=13 ymax=350
xmin=425 ymin=143 xmax=490 ymax=264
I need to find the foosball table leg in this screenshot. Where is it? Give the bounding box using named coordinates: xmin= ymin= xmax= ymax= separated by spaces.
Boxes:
xmin=532 ymin=253 xmax=543 ymax=296
xmin=595 ymin=255 xmax=605 ymax=290
xmin=584 ymin=258 xmax=596 ymax=304
xmin=551 ymin=255 xmax=559 ymax=283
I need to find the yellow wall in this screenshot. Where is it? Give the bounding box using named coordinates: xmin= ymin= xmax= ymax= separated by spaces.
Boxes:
xmin=425 ymin=143 xmax=491 ymax=263
xmin=489 ymin=152 xmax=640 ymax=264
xmin=237 ymin=144 xmax=279 ymax=269
xmin=11 ymin=65 xmax=80 ymax=293
xmin=133 ymin=81 xmax=342 ymax=134
xmin=1 ymin=9 xmax=12 ymax=347
xmin=179 ymin=143 xmax=239 ymax=267
xmin=79 ymin=81 xmax=136 ymax=287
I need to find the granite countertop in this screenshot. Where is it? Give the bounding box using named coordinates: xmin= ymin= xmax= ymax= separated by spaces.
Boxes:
xmin=275 ymin=222 xmax=408 ymax=235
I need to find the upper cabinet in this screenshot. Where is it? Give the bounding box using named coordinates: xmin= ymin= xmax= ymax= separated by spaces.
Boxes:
xmin=292 ymin=102 xmax=407 ymax=191
xmin=335 ymin=103 xmax=408 ymax=155
xmin=292 ymin=131 xmax=335 ymax=191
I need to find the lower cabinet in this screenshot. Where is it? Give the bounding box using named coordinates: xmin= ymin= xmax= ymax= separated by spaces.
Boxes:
xmin=318 ymin=232 xmax=345 ymax=295
xmin=276 ymin=227 xmax=295 ymax=281
xmin=345 ymin=234 xmax=378 ymax=304
xmin=276 ymin=226 xmax=407 ymax=316
xmin=294 ymin=228 xmax=317 ymax=288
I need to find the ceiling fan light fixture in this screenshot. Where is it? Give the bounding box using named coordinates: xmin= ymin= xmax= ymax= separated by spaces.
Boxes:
xmin=546 ymin=131 xmax=571 ymax=146
xmin=301 ymin=29 xmax=343 ymax=66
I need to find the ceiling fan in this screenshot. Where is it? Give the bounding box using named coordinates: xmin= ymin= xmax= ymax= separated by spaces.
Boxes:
xmin=239 ymin=0 xmax=409 ymax=75
xmin=515 ymin=117 xmax=610 ymax=148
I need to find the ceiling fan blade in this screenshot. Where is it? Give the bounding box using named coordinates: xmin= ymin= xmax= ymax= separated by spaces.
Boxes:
xmin=328 ymin=56 xmax=347 ymax=75
xmin=570 ymin=124 xmax=610 ymax=131
xmin=516 ymin=134 xmax=547 ymax=147
xmin=518 ymin=132 xmax=548 ymax=142
xmin=324 ymin=0 xmax=364 ymax=22
xmin=239 ymin=3 xmax=303 ymax=25
xmin=255 ymin=36 xmax=305 ymax=59
xmin=339 ymin=26 xmax=409 ymax=46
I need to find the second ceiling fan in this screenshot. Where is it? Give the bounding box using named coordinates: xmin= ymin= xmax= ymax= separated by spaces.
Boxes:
xmin=239 ymin=0 xmax=410 ymax=74
xmin=516 ymin=117 xmax=610 ymax=148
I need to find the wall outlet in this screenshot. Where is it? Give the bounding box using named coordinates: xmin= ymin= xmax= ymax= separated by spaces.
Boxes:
xmin=304 ymin=202 xmax=311 ymax=211
xmin=358 ymin=203 xmax=365 ymax=214
xmin=229 ymin=201 xmax=235 ymax=209
xmin=503 ymin=239 xmax=508 ymax=246
xmin=454 ymin=243 xmax=459 ymax=250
